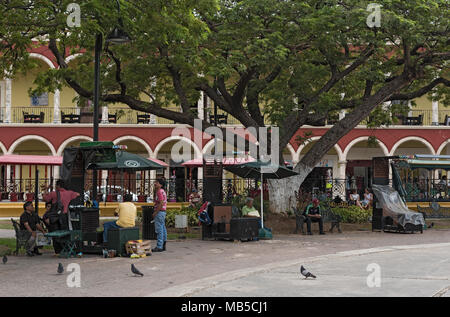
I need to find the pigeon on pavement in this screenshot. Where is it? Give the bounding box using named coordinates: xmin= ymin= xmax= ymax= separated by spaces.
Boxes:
xmin=2 ymin=255 xmax=7 ymax=265
xmin=300 ymin=265 xmax=316 ymax=279
xmin=131 ymin=264 xmax=144 ymax=277
xmin=57 ymin=263 xmax=64 ymax=274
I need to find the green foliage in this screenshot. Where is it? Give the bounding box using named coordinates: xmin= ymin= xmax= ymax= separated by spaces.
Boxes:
xmin=165 ymin=206 xmax=199 ymax=228
xmin=331 ymin=206 xmax=372 ymax=223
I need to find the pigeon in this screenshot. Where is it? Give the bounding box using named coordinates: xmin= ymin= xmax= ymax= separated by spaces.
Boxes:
xmin=429 ymin=222 xmax=434 ymax=229
xmin=131 ymin=264 xmax=144 ymax=277
xmin=300 ymin=265 xmax=316 ymax=279
xmin=2 ymin=255 xmax=7 ymax=265
xmin=57 ymin=263 xmax=64 ymax=274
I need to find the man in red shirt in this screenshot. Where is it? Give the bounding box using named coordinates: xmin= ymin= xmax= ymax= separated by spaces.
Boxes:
xmin=43 ymin=180 xmax=80 ymax=216
xmin=152 ymin=178 xmax=167 ymax=253
xmin=43 ymin=180 xmax=80 ymax=254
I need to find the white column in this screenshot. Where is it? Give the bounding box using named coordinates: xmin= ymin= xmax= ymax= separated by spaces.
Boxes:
xmin=53 ymin=89 xmax=61 ymax=123
xmin=198 ymin=91 xmax=205 ymax=120
xmin=432 ymin=96 xmax=439 ymax=125
xmin=407 ymin=100 xmax=412 ymax=117
xmin=149 ymin=114 xmax=157 ymax=124
xmin=102 ymin=106 xmax=108 ymax=123
xmin=5 ymin=78 xmax=12 ymax=123
xmin=54 ymin=165 xmax=60 ymax=181
xmin=0 ymin=81 xmax=5 ymax=122
xmin=337 ymin=160 xmax=347 ymax=200
xmin=339 ymin=110 xmax=346 ymax=120
xmin=6 ymin=165 xmax=11 ymax=191
xmin=383 ymin=101 xmax=392 ymax=122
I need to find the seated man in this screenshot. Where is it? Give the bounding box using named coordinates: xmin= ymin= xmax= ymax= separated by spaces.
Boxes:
xmin=304 ymin=198 xmax=325 ymax=235
xmin=20 ymin=201 xmax=46 ymax=257
xmin=102 ymin=194 xmax=137 ymax=244
xmin=241 ymin=197 xmax=260 ymax=218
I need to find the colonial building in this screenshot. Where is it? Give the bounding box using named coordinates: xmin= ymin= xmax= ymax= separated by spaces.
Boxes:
xmin=1 ymin=47 xmax=449 ymax=203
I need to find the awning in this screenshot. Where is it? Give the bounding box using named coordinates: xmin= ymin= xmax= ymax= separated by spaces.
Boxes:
xmin=148 ymin=157 xmax=169 ymax=167
xmin=87 ymin=151 xmax=166 ymax=171
xmin=405 ymin=159 xmax=450 ymax=170
xmin=182 ymin=157 xmax=257 ymax=168
xmin=182 ymin=157 xmax=292 ymax=168
xmin=0 ymin=155 xmax=63 ymax=165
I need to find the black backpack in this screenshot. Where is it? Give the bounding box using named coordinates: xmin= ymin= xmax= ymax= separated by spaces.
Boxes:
xmin=44 ymin=191 xmax=64 ymax=224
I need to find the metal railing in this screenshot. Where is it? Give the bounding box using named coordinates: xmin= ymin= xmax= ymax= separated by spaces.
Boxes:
xmin=11 ymin=107 xmax=55 ymax=124
xmin=0 ymin=177 xmax=258 ymax=203
xmin=6 ymin=106 xmax=450 ymax=127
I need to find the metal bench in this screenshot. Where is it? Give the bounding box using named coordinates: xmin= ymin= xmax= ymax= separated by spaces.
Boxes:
xmin=137 ymin=114 xmax=151 ymax=124
xmin=10 ymin=218 xmax=32 ymax=255
xmin=417 ymin=201 xmax=450 ymax=219
xmin=293 ymin=204 xmax=342 ymax=234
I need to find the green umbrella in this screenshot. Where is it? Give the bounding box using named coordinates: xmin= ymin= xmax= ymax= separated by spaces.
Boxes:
xmin=225 ymin=161 xmax=298 ymax=228
xmin=87 ymin=151 xmax=166 ymax=202
xmin=87 ymin=151 xmax=165 ymax=171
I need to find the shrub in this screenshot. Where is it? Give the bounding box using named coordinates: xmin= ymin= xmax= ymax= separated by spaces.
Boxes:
xmin=165 ymin=206 xmax=199 ymax=228
xmin=331 ymin=206 xmax=372 ymax=223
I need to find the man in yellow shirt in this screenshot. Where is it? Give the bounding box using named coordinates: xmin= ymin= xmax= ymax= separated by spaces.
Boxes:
xmin=103 ymin=194 xmax=137 ymax=244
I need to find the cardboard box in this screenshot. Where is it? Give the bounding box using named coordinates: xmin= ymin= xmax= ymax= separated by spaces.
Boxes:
xmin=125 ymin=239 xmax=152 ymax=256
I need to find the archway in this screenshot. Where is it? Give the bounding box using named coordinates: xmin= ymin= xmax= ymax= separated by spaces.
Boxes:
xmin=154 ymin=137 xmax=201 ymax=202
xmin=343 ymin=137 xmax=389 ymax=198
xmin=9 ymin=137 xmax=56 ymax=195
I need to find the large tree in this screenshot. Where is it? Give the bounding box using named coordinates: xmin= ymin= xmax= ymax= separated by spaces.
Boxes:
xmin=1 ymin=0 xmax=449 ymax=212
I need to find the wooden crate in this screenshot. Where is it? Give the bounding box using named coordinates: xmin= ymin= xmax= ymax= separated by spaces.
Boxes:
xmin=125 ymin=240 xmax=152 ymax=256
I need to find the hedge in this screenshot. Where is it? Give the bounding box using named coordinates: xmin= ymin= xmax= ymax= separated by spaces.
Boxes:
xmin=331 ymin=206 xmax=372 ymax=223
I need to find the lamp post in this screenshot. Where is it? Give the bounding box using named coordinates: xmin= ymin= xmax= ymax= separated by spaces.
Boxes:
xmin=92 ymin=0 xmax=131 ymax=201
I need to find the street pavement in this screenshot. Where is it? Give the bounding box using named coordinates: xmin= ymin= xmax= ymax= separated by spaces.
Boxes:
xmin=0 ymin=229 xmax=15 ymax=239
xmin=189 ymin=244 xmax=450 ymax=297
xmin=1 ymin=229 xmax=450 ymax=297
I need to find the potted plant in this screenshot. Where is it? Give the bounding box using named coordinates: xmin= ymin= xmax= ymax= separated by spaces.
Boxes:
xmin=9 ymin=184 xmax=19 ymax=202
xmin=138 ymin=191 xmax=147 ymax=202
xmin=25 ymin=184 xmax=35 ymax=201
xmin=79 ymin=98 xmax=95 ymax=123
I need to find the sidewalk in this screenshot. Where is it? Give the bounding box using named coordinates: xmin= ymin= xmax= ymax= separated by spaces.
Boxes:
xmin=1 ymin=229 xmax=450 ymax=296
xmin=0 ymin=229 xmax=15 ymax=238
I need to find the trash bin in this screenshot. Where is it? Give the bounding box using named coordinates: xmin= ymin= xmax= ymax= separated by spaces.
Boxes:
xmin=142 ymin=205 xmax=157 ymax=240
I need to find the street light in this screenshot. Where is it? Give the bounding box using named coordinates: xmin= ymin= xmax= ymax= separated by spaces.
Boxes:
xmin=92 ymin=0 xmax=130 ymax=202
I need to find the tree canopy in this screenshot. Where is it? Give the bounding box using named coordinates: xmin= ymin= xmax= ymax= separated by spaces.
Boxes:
xmin=1 ymin=0 xmax=449 ymax=211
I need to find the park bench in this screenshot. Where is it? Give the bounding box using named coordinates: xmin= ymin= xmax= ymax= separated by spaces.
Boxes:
xmin=137 ymin=114 xmax=151 ymax=124
xmin=417 ymin=201 xmax=450 ymax=219
xmin=45 ymin=230 xmax=82 ymax=258
xmin=292 ymin=204 xmax=342 ymax=234
xmin=10 ymin=218 xmax=32 ymax=255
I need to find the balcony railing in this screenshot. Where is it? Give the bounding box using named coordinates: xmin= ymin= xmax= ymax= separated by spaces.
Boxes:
xmin=5 ymin=107 xmax=450 ymax=127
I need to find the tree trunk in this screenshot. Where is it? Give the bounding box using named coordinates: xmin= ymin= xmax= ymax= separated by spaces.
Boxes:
xmin=267 ymin=75 xmax=413 ymax=213
xmin=268 ymin=163 xmax=314 ymax=213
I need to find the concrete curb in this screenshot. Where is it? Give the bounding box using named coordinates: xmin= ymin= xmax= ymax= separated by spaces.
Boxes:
xmin=147 ymin=242 xmax=450 ymax=297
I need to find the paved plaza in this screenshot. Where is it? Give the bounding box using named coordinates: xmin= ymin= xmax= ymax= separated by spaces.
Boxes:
xmin=1 ymin=229 xmax=450 ymax=297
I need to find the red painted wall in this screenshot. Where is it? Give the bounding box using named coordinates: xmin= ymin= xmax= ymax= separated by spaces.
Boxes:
xmin=1 ymin=125 xmax=449 ymax=155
